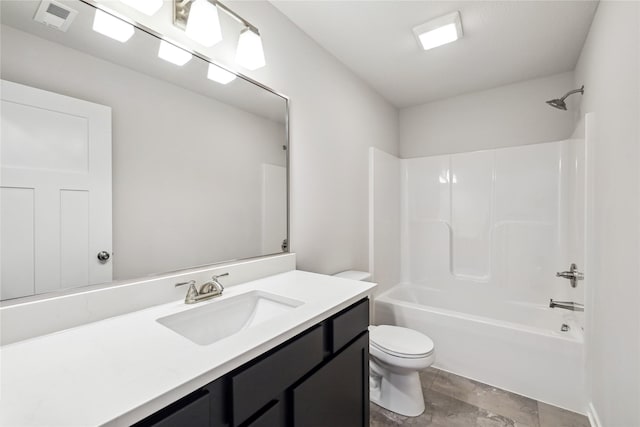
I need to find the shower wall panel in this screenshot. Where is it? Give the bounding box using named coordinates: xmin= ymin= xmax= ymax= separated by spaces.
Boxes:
xmin=401 ymin=140 xmax=583 ymax=306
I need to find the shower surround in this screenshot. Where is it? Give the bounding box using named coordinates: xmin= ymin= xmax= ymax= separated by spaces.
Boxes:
xmin=369 ymin=140 xmax=586 ymax=412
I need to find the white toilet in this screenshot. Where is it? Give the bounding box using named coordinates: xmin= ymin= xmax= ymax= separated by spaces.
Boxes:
xmin=333 ymin=271 xmax=436 ymax=417
xmin=369 ymin=325 xmax=435 ymax=416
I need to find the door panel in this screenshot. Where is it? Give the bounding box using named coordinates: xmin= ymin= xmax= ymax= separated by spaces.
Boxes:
xmin=0 ymin=187 xmax=35 ymax=299
xmin=60 ymin=190 xmax=90 ymax=288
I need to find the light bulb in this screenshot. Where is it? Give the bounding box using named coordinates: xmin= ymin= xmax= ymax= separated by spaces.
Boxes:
xmin=92 ymin=9 xmax=134 ymax=43
xmin=207 ymin=64 xmax=236 ymax=84
xmin=120 ymin=0 xmax=163 ymax=16
xmin=158 ymin=40 xmax=192 ymax=66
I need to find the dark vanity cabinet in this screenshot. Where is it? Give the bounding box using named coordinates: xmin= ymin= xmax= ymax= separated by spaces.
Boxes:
xmin=134 ymin=298 xmax=370 ymax=427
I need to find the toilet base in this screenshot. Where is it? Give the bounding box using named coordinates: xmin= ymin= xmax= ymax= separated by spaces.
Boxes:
xmin=370 ymin=369 xmax=426 ymax=417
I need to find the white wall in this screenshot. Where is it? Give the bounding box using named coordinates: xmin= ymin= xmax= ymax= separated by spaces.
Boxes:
xmin=1 ymin=25 xmax=285 ymax=281
xmin=399 ymin=72 xmax=576 ymax=158
xmin=99 ymin=1 xmax=399 ymax=276
xmin=573 ymin=2 xmax=640 ymax=426
xmin=369 ymin=148 xmax=401 ymax=296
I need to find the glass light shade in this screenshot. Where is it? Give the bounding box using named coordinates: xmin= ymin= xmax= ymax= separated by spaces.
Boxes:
xmin=158 ymin=40 xmax=193 ymax=66
xmin=92 ymin=9 xmax=134 ymax=43
xmin=120 ymin=0 xmax=163 ymax=16
xmin=207 ymin=64 xmax=236 ymax=84
xmin=185 ymin=0 xmax=222 ymax=47
xmin=235 ymin=28 xmax=265 ymax=70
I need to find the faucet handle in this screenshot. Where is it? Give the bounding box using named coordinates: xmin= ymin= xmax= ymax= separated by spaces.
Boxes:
xmin=212 ymin=272 xmax=229 ymax=280
xmin=176 ymin=280 xmax=199 ymax=304
xmin=175 ymin=280 xmax=196 ymax=288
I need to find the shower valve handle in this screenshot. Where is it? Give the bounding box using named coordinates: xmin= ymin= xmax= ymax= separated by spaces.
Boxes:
xmin=556 ymin=263 xmax=584 ymax=288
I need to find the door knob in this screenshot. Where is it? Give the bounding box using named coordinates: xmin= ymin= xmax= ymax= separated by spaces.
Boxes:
xmin=97 ymin=251 xmax=111 ymax=263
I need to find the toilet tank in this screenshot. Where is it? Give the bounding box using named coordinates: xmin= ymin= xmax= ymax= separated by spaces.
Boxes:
xmin=333 ymin=270 xmax=371 ymax=282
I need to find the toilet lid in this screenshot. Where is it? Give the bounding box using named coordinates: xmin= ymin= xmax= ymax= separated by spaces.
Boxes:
xmin=369 ymin=325 xmax=434 ymax=358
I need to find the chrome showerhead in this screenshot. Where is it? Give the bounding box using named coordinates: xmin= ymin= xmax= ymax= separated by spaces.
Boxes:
xmin=546 ymin=98 xmax=567 ymax=110
xmin=546 ymin=85 xmax=584 ymax=111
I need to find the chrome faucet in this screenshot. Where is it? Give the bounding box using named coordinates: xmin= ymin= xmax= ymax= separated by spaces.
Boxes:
xmin=549 ymin=299 xmax=584 ymax=312
xmin=175 ymin=273 xmax=229 ymax=304
xmin=556 ymin=263 xmax=584 ymax=288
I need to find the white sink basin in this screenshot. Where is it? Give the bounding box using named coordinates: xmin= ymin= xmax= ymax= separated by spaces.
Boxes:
xmin=157 ymin=291 xmax=304 ymax=345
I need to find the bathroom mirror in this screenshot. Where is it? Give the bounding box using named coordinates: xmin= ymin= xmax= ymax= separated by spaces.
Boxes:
xmin=0 ymin=0 xmax=288 ymax=301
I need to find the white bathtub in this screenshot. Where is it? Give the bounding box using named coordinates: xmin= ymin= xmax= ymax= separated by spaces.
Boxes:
xmin=374 ymin=284 xmax=586 ymax=413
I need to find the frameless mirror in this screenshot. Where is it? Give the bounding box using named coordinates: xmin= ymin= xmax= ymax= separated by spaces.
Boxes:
xmin=0 ymin=0 xmax=288 ymax=301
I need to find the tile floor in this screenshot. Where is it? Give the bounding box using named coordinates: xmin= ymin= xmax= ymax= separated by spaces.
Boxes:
xmin=370 ymin=368 xmax=591 ymax=427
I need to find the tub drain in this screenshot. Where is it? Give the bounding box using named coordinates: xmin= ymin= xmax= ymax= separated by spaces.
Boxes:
xmin=561 ymin=323 xmax=570 ymax=332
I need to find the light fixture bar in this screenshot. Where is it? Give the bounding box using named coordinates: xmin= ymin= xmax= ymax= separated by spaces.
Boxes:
xmin=174 ymin=0 xmax=259 ymax=35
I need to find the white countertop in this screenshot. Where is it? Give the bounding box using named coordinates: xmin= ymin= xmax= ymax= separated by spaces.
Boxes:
xmin=0 ymin=270 xmax=375 ymax=427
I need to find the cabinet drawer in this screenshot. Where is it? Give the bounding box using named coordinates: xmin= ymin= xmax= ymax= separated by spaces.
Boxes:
xmin=331 ymin=299 xmax=369 ymax=353
xmin=134 ymin=389 xmax=209 ymax=427
xmin=231 ymin=325 xmax=324 ymax=426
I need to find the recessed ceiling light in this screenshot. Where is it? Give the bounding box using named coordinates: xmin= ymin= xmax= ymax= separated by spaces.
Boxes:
xmin=158 ymin=40 xmax=192 ymax=66
xmin=207 ymin=63 xmax=236 ymax=84
xmin=413 ymin=11 xmax=463 ymax=51
xmin=92 ymin=9 xmax=134 ymax=43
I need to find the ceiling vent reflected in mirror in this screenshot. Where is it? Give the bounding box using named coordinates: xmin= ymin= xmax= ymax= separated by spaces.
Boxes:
xmin=33 ymin=0 xmax=78 ymax=32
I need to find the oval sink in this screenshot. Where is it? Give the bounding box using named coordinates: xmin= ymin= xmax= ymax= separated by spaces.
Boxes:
xmin=157 ymin=291 xmax=304 ymax=346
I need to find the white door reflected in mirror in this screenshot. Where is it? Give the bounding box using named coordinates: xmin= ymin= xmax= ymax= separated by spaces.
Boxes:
xmin=0 ymin=80 xmax=112 ymax=300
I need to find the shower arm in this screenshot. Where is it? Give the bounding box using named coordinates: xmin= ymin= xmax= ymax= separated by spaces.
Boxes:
xmin=560 ymin=85 xmax=585 ymax=101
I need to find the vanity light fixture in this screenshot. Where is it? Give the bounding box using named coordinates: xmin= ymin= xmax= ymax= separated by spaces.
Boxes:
xmin=235 ymin=27 xmax=265 ymax=71
xmin=158 ymin=40 xmax=193 ymax=66
xmin=92 ymin=9 xmax=134 ymax=42
xmin=174 ymin=0 xmax=266 ymax=70
xmin=207 ymin=63 xmax=236 ymax=84
xmin=120 ymin=0 xmax=163 ymax=16
xmin=185 ymin=0 xmax=222 ymax=47
xmin=413 ymin=11 xmax=463 ymax=51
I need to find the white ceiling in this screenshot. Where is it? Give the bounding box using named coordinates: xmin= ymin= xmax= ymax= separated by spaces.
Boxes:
xmin=272 ymin=1 xmax=598 ymax=108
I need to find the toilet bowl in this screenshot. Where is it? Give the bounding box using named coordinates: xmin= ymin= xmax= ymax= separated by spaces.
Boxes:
xmin=332 ymin=271 xmax=436 ymax=417
xmin=369 ymin=325 xmax=435 ymax=416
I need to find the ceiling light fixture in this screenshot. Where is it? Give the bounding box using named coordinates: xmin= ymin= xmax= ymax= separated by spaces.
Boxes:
xmin=413 ymin=11 xmax=463 ymax=51
xmin=158 ymin=40 xmax=193 ymax=66
xmin=207 ymin=63 xmax=236 ymax=84
xmin=174 ymin=0 xmax=266 ymax=70
xmin=92 ymin=9 xmax=134 ymax=42
xmin=120 ymin=0 xmax=163 ymax=16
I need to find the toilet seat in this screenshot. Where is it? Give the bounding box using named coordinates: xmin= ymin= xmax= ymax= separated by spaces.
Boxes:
xmin=369 ymin=325 xmax=434 ymax=359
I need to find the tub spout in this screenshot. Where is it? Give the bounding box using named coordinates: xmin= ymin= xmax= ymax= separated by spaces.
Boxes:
xmin=549 ymin=299 xmax=584 ymax=312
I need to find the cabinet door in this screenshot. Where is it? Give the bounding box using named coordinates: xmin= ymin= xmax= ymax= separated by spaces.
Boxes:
xmin=292 ymin=332 xmax=369 ymax=427
xmin=232 ymin=325 xmax=324 ymax=426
